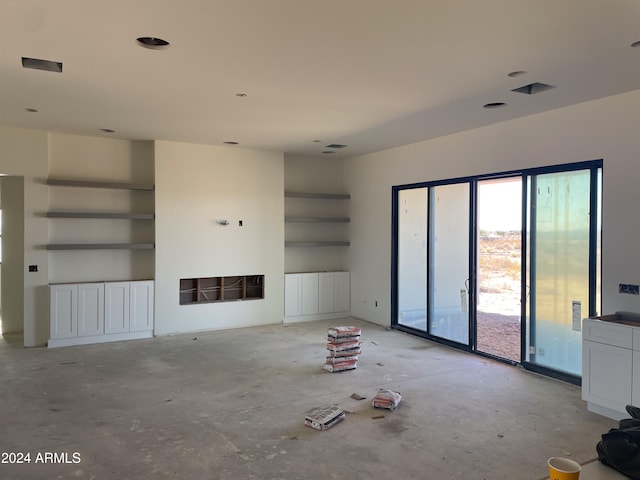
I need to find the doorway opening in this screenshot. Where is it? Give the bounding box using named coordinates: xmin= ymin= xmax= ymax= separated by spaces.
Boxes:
xmin=475 ymin=178 xmax=522 ymax=363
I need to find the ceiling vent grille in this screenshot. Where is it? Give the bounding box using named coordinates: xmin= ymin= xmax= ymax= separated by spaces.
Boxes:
xmin=22 ymin=57 xmax=63 ymax=73
xmin=511 ymin=82 xmax=554 ymax=95
xmin=325 ymin=144 xmax=348 ymax=149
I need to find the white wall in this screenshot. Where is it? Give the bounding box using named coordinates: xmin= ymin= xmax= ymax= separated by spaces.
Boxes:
xmin=154 ymin=141 xmax=284 ymax=335
xmin=284 ymin=154 xmax=349 ymax=273
xmin=345 ymin=89 xmax=640 ymax=326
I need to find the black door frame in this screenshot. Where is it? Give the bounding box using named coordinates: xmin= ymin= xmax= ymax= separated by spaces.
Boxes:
xmin=391 ymin=159 xmax=602 ymax=385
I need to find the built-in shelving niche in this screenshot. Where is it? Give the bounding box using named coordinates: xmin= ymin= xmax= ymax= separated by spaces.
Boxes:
xmin=179 ymin=275 xmax=264 ymax=305
xmin=284 ymin=191 xmax=350 ymax=247
xmin=45 ymin=177 xmax=155 ymax=250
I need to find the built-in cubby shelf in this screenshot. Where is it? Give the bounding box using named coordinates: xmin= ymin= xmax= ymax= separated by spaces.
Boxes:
xmin=46 ymin=177 xmax=155 ymax=251
xmin=284 ymin=191 xmax=350 ymax=248
xmin=180 ymin=275 xmax=264 ymax=305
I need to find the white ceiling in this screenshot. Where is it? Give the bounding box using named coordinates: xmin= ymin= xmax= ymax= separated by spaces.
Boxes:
xmin=1 ymin=0 xmax=640 ymax=159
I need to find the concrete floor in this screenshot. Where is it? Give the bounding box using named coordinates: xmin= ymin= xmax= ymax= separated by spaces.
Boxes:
xmin=0 ymin=318 xmax=617 ymax=480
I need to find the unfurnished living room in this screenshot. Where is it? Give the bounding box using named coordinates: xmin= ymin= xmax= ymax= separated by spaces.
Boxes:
xmin=1 ymin=1 xmax=640 ymax=479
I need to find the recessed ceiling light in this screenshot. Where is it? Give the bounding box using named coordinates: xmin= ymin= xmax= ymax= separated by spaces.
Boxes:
xmin=224 ymin=141 xmax=239 ymax=145
xmin=25 ymin=107 xmax=38 ymax=113
xmin=508 ymin=71 xmax=527 ymax=78
xmin=632 ymin=40 xmax=640 ymax=48
xmin=100 ymin=128 xmax=115 ymax=133
xmin=483 ymin=102 xmax=507 ymax=109
xmin=325 ymin=144 xmax=348 ymax=149
xmin=136 ymin=37 xmax=170 ymax=50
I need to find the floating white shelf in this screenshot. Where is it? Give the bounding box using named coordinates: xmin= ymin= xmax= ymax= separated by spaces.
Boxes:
xmin=46 ymin=243 xmax=155 ymax=250
xmin=285 ymin=216 xmax=350 ymax=223
xmin=285 ymin=241 xmax=350 ymax=247
xmin=285 ymin=192 xmax=350 ymax=200
xmin=47 ymin=212 xmax=155 ymax=219
xmin=47 ymin=178 xmax=154 ymax=191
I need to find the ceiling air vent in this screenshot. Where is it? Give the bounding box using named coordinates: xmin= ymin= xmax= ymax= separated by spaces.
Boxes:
xmin=21 ymin=57 xmax=63 ymax=73
xmin=511 ymin=82 xmax=554 ymax=95
xmin=325 ymin=144 xmax=348 ymax=149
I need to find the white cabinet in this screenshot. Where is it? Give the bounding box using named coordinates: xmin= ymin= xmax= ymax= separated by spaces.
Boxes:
xmin=49 ymin=280 xmax=154 ymax=348
xmin=129 ymin=280 xmax=154 ymax=332
xmin=78 ymin=282 xmax=105 ymax=337
xmin=104 ymin=282 xmax=130 ymax=334
xmin=334 ymin=271 xmax=351 ymax=313
xmin=582 ymin=317 xmax=640 ymax=420
xmin=284 ymin=272 xmax=350 ymax=323
xmin=318 ymin=272 xmax=335 ymax=314
xmin=50 ymin=284 xmax=78 ymax=340
xmin=319 ymin=271 xmax=351 ymax=314
xmin=284 ymin=274 xmax=303 ymax=317
xmin=302 ymin=273 xmax=320 ymax=315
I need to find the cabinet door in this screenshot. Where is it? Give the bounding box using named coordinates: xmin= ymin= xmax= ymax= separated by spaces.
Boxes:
xmin=284 ymin=274 xmax=303 ymax=317
xmin=301 ymin=273 xmax=319 ymax=315
xmin=50 ymin=284 xmax=78 ymax=340
xmin=130 ymin=281 xmax=154 ymax=332
xmin=334 ymin=272 xmax=351 ymax=313
xmin=582 ymin=339 xmax=632 ymax=411
xmin=318 ymin=272 xmax=335 ymax=314
xmin=105 ymin=282 xmax=130 ymax=334
xmin=77 ymin=283 xmax=104 ymax=337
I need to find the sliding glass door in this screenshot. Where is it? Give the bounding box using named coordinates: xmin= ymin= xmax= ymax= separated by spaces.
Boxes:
xmin=428 ymin=183 xmax=470 ymax=345
xmin=524 ymin=167 xmax=601 ymax=377
xmin=393 ymin=160 xmax=601 ymax=382
xmin=396 ymin=188 xmax=428 ymax=332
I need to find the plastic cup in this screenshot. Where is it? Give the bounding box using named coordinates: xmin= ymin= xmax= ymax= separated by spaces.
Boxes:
xmin=548 ymin=457 xmax=581 ymax=480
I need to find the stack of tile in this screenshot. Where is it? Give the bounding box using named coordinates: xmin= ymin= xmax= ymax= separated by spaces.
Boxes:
xmin=324 ymin=326 xmax=361 ymax=372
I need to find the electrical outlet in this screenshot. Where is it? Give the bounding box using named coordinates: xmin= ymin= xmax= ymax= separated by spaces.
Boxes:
xmin=619 ymin=284 xmax=640 ymax=295
xmin=28 ymin=265 xmax=38 ymax=272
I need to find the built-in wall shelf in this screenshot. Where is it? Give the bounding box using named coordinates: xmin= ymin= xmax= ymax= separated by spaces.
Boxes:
xmin=180 ymin=275 xmax=264 ymax=305
xmin=46 ymin=178 xmax=154 ymax=191
xmin=285 ymin=241 xmax=350 ymax=247
xmin=285 ymin=216 xmax=350 ymax=223
xmin=46 ymin=212 xmax=155 ymax=220
xmin=284 ymin=191 xmax=350 ymax=248
xmin=47 ymin=243 xmax=155 ymax=250
xmin=285 ymin=192 xmax=350 ymax=200
xmin=46 ymin=176 xmax=155 ymax=251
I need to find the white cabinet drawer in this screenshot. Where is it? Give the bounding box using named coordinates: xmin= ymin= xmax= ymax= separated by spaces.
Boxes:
xmin=583 ymin=318 xmax=633 ymax=349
